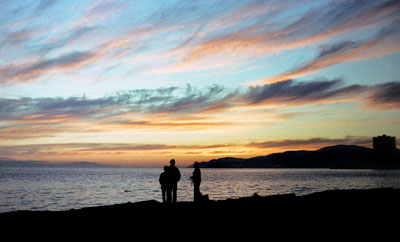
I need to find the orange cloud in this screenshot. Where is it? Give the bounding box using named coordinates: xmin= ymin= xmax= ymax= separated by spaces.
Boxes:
xmin=261 ymin=35 xmax=400 ymax=85
xmin=0 ymin=136 xmax=373 ymax=166
xmin=176 ymin=0 xmax=400 ymax=74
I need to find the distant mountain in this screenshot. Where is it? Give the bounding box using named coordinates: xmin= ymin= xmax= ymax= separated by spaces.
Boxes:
xmin=0 ymin=159 xmax=118 ymax=168
xmin=192 ymin=145 xmax=400 ymax=169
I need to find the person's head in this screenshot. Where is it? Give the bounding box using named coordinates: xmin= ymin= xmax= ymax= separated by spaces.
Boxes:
xmin=163 ymin=166 xmax=168 ymax=171
xmin=170 ymin=159 xmax=175 ymax=166
xmin=194 ymin=162 xmax=199 ymax=168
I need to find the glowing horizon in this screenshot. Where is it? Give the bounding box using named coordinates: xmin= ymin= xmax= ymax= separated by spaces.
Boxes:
xmin=1 ymin=0 xmax=400 ymax=166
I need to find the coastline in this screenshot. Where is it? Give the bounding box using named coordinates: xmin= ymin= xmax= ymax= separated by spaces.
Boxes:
xmin=1 ymin=187 xmax=399 ymax=239
xmin=191 ymin=145 xmax=400 ymax=169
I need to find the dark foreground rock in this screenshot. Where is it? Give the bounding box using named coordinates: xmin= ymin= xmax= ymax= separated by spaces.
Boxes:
xmin=1 ymin=188 xmax=399 ymax=240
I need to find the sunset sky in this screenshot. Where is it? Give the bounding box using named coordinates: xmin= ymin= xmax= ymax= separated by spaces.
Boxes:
xmin=1 ymin=0 xmax=399 ymax=166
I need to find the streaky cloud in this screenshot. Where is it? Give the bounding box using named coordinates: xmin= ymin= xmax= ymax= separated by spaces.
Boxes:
xmin=245 ymin=79 xmax=367 ymax=105
xmin=1 ymin=80 xmax=399 ymax=123
xmin=2 ymin=0 xmax=400 ymax=86
xmin=181 ymin=0 xmax=400 ymax=68
xmin=264 ymin=9 xmax=400 ymax=84
xmin=0 ymin=136 xmax=373 ymax=159
xmin=250 ymin=136 xmax=372 ymax=149
xmin=35 ymin=0 xmax=58 ymax=13
xmin=0 ymin=51 xmax=95 ymax=85
xmin=1 ymin=79 xmax=399 ymax=140
xmin=35 ymin=26 xmax=99 ymax=55
xmin=367 ymin=81 xmax=400 ymax=109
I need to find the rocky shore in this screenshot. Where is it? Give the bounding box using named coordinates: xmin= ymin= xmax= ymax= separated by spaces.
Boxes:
xmin=2 ymin=188 xmax=399 ymax=240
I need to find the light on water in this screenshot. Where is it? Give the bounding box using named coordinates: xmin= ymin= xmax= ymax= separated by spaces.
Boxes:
xmin=0 ymin=167 xmax=399 ymax=213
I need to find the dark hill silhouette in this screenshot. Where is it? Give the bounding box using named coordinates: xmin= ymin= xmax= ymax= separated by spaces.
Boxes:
xmin=192 ymin=145 xmax=400 ymax=169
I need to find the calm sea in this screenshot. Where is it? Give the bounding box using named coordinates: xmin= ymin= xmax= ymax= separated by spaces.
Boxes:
xmin=0 ymin=167 xmax=399 ymax=213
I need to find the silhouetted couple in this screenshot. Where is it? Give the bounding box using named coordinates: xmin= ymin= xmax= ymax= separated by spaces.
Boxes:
xmin=159 ymin=159 xmax=181 ymax=203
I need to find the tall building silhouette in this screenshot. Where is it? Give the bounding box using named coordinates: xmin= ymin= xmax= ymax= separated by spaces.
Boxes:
xmin=373 ymin=134 xmax=397 ymax=153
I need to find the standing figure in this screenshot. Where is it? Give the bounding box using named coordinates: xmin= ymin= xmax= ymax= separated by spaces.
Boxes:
xmin=159 ymin=166 xmax=169 ymax=203
xmin=167 ymin=159 xmax=181 ymax=203
xmin=191 ymin=162 xmax=202 ymax=202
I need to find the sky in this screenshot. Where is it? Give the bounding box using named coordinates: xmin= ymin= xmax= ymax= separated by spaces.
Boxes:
xmin=0 ymin=0 xmax=399 ymax=167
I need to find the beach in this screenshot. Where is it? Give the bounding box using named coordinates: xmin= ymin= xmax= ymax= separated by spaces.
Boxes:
xmin=1 ymin=188 xmax=399 ymax=240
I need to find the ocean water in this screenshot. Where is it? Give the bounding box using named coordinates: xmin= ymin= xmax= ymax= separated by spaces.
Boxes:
xmin=0 ymin=167 xmax=399 ymax=213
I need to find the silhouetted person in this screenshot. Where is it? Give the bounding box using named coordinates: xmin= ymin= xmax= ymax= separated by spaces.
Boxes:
xmin=167 ymin=159 xmax=181 ymax=203
xmin=159 ymin=166 xmax=169 ymax=203
xmin=191 ymin=162 xmax=201 ymax=202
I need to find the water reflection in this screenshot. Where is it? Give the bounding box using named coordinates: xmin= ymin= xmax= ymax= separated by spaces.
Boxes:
xmin=0 ymin=167 xmax=399 ymax=212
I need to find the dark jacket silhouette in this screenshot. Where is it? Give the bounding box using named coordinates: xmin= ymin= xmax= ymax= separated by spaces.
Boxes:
xmin=167 ymin=159 xmax=181 ymax=203
xmin=191 ymin=162 xmax=201 ymax=202
xmin=159 ymin=166 xmax=169 ymax=203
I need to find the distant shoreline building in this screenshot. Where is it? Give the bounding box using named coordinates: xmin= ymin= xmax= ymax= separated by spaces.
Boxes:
xmin=373 ymin=135 xmax=397 ymax=153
